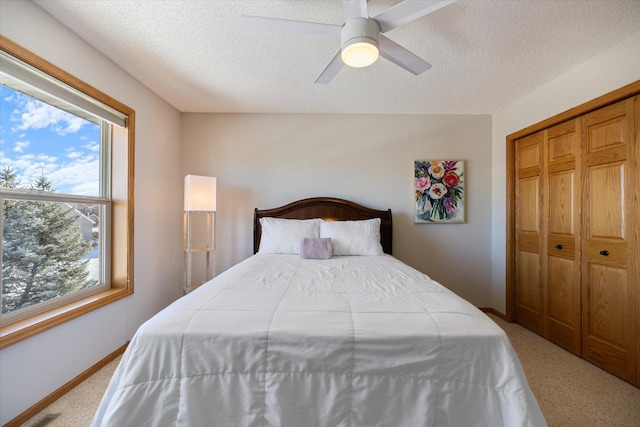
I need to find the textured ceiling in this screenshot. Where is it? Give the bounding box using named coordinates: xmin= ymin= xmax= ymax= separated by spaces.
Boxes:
xmin=34 ymin=0 xmax=640 ymax=114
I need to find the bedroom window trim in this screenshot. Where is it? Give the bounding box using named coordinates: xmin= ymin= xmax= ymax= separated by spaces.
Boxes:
xmin=0 ymin=36 xmax=134 ymax=349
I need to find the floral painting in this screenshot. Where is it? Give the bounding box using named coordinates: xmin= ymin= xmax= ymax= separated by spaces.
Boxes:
xmin=414 ymin=160 xmax=464 ymax=223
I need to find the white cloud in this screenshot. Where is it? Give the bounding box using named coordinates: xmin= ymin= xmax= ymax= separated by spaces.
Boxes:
xmin=69 ymin=180 xmax=100 ymax=196
xmin=48 ymin=155 xmax=100 ymax=195
xmin=1 ymin=152 xmax=100 ymax=195
xmin=66 ymin=146 xmax=82 ymax=159
xmin=83 ymin=141 xmax=100 ymax=152
xmin=13 ymin=140 xmax=30 ymax=153
xmin=10 ymin=94 xmax=88 ymax=136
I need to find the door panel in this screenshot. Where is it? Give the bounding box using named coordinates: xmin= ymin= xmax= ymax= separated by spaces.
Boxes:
xmin=585 ymin=100 xmax=627 ymax=153
xmin=585 ymin=241 xmax=627 ymax=269
xmin=548 ymin=257 xmax=578 ymax=324
xmin=588 ymin=163 xmax=625 ymax=240
xmin=518 ymin=177 xmax=540 ymax=233
xmin=517 ymin=137 xmax=541 ymax=169
xmin=549 ymin=132 xmax=575 ymax=162
xmin=516 ymin=133 xmax=543 ymax=335
xmin=517 ymin=251 xmax=543 ymax=334
xmin=583 ymin=264 xmax=631 ymax=380
xmin=548 ymin=171 xmax=574 ymax=235
xmin=547 ymin=256 xmax=581 ymax=353
xmin=545 ymin=119 xmax=581 ymax=355
xmin=586 ymin=265 xmax=628 ymax=347
xmin=582 ymin=98 xmax=635 ymax=383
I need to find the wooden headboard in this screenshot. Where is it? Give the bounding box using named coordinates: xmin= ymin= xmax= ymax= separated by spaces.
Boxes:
xmin=254 ymin=197 xmax=393 ymax=255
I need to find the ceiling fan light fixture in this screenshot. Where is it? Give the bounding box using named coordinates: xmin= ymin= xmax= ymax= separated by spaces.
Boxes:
xmin=341 ymin=40 xmax=379 ymax=68
xmin=341 ymin=17 xmax=380 ymax=68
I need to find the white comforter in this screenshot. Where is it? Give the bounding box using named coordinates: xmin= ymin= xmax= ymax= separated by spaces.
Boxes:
xmin=93 ymin=254 xmax=546 ymax=427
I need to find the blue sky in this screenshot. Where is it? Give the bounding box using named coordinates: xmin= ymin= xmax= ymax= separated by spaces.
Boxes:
xmin=0 ymin=85 xmax=101 ymax=196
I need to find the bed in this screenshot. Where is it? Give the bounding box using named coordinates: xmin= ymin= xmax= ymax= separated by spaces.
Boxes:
xmin=93 ymin=197 xmax=546 ymax=427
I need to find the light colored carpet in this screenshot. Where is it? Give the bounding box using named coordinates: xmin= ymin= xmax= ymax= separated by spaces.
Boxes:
xmin=21 ymin=314 xmax=640 ymax=426
xmin=489 ymin=314 xmax=640 ymax=427
xmin=21 ymin=355 xmax=122 ymax=427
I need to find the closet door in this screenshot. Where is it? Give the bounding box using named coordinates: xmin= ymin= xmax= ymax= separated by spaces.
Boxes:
xmin=515 ymin=132 xmax=544 ymax=335
xmin=582 ymin=98 xmax=637 ymax=383
xmin=545 ymin=119 xmax=581 ymax=355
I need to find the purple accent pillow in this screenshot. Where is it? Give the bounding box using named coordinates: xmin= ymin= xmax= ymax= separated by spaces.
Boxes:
xmin=300 ymin=238 xmax=332 ymax=260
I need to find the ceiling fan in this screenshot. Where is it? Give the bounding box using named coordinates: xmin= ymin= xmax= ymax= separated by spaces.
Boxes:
xmin=242 ymin=0 xmax=456 ymax=84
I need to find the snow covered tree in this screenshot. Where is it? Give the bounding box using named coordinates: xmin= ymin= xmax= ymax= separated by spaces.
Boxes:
xmin=1 ymin=167 xmax=94 ymax=314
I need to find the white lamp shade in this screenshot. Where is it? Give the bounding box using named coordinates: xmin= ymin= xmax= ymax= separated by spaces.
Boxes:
xmin=184 ymin=175 xmax=216 ymax=211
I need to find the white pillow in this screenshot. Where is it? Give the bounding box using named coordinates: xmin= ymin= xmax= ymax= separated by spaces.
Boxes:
xmin=320 ymin=218 xmax=384 ymax=256
xmin=258 ymin=217 xmax=321 ymax=254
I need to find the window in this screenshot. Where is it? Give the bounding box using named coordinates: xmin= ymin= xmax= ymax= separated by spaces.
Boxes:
xmin=0 ymin=36 xmax=134 ymax=348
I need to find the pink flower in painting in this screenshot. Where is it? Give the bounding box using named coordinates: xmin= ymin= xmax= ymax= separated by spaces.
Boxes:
xmin=416 ymin=176 xmax=431 ymax=193
xmin=428 ymin=161 xmax=445 ymax=179
xmin=443 ymin=171 xmax=460 ymax=188
xmin=428 ymin=183 xmax=447 ymax=199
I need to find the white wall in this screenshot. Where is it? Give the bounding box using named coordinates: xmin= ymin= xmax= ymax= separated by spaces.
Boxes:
xmin=0 ymin=1 xmax=184 ymax=424
xmin=490 ymin=30 xmax=640 ymax=313
xmin=182 ymin=113 xmax=493 ymax=307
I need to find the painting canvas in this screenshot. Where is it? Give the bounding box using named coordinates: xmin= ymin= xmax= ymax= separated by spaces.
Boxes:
xmin=414 ymin=160 xmax=465 ymax=223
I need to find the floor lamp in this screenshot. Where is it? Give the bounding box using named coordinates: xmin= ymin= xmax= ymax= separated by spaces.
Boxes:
xmin=183 ymin=175 xmax=216 ymax=294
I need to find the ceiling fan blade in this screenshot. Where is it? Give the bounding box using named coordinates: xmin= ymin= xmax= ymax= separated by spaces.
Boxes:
xmin=373 ymin=0 xmax=456 ymax=33
xmin=242 ymin=15 xmax=341 ymax=37
xmin=378 ymin=35 xmax=432 ymax=75
xmin=315 ymin=50 xmax=344 ymax=85
xmin=342 ymin=0 xmax=368 ymax=20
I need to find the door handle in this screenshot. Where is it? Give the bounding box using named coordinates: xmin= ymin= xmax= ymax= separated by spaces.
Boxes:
xmin=599 ymin=250 xmax=609 ymax=256
xmin=555 ymin=244 xmax=563 ymax=250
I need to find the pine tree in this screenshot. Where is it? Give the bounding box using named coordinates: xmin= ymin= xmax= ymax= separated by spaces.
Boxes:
xmin=2 ymin=167 xmax=94 ymax=314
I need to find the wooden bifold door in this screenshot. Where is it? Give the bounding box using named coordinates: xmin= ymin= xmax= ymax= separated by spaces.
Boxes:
xmin=581 ymin=99 xmax=636 ymax=382
xmin=515 ymin=118 xmax=582 ymax=356
xmin=510 ymin=88 xmax=639 ymax=387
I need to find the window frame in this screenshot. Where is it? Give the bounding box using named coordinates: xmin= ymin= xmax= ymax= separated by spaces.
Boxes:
xmin=1 ymin=192 xmax=112 ymax=325
xmin=0 ymin=35 xmax=134 ymax=349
